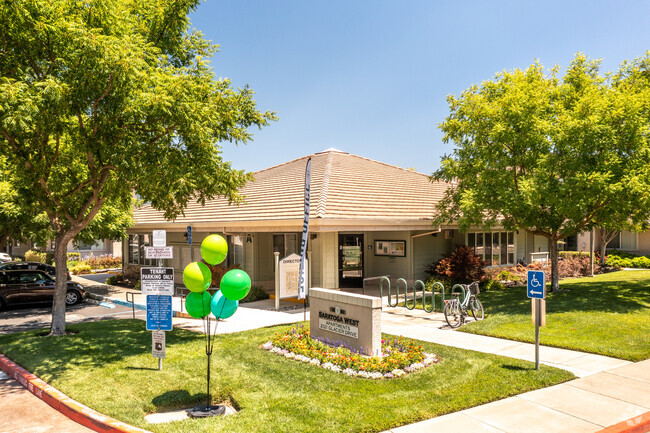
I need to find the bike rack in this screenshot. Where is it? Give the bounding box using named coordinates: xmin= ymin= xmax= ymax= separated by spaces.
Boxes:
xmin=426 ymin=281 xmax=445 ymax=312
xmin=450 ymin=284 xmax=467 ymax=304
xmin=405 ymin=279 xmax=418 ymax=310
xmin=125 ymin=292 xmax=137 ymax=319
xmin=362 ymin=275 xmax=390 ymax=295
xmin=392 ymin=278 xmax=407 ymax=308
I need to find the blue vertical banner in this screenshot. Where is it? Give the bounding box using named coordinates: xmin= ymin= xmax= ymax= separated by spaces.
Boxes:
xmin=298 ymin=157 xmax=311 ymax=300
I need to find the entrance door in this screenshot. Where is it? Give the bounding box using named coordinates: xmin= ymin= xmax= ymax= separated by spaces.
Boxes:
xmin=338 ymin=234 xmax=364 ymax=288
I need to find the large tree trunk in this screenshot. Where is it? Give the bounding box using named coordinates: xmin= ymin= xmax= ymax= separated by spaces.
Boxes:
xmin=549 ymin=236 xmax=560 ymax=292
xmin=50 ymin=232 xmax=74 ymax=336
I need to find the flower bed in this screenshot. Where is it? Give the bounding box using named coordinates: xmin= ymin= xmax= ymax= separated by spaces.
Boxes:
xmin=262 ymin=325 xmax=438 ymax=379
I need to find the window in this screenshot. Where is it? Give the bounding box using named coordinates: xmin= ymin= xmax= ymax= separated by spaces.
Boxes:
xmin=467 ymin=231 xmax=516 ymax=266
xmin=228 ymin=235 xmax=244 ymax=267
xmin=273 ymin=233 xmax=299 ymax=257
xmin=607 ymin=231 xmax=638 ymax=251
xmin=127 ymin=234 xmax=153 ymax=265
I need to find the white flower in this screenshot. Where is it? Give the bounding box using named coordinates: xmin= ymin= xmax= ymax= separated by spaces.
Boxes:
xmin=357 ymin=371 xmax=370 ymax=378
xmin=284 ymin=352 xmax=295 ymax=358
xmin=391 ymin=369 xmax=405 ymax=377
xmin=409 ymin=362 xmax=424 ymax=370
xmin=322 ymin=362 xmax=335 ymax=370
xmin=262 ymin=341 xmax=273 ymax=350
xmin=309 ymin=358 xmax=321 ymax=366
xmin=369 ymin=372 xmax=383 ymax=380
xmin=330 ymin=365 xmax=342 ymax=373
xmin=270 ymin=347 xmax=282 ymax=354
xmin=343 ymin=368 xmax=356 ymax=376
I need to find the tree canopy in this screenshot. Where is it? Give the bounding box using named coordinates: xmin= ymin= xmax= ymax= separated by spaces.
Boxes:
xmin=0 ymin=0 xmax=276 ymax=334
xmin=432 ymin=53 xmax=650 ymax=291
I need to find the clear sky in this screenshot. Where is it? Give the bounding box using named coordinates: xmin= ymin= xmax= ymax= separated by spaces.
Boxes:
xmin=189 ymin=0 xmax=650 ymax=174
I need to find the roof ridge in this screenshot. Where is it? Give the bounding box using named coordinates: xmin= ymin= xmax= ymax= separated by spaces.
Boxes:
xmin=341 ymin=152 xmax=432 ymax=178
xmin=253 ymin=153 xmax=312 ymax=175
xmin=316 ymin=152 xmax=334 ymax=218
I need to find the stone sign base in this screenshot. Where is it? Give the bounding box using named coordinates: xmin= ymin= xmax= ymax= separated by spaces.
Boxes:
xmin=309 ymin=288 xmax=382 ymax=356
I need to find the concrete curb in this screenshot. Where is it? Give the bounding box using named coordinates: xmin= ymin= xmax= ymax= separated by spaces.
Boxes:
xmin=597 ymin=411 xmax=650 ymax=433
xmin=86 ymin=293 xmax=147 ymax=311
xmin=0 ymin=354 xmax=151 ymax=433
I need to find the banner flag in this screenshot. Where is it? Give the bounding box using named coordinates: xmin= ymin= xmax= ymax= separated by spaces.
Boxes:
xmin=298 ymin=157 xmax=311 ymax=300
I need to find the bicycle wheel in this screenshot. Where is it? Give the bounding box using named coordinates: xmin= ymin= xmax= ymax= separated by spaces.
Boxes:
xmin=444 ymin=300 xmax=463 ymax=329
xmin=469 ymin=298 xmax=484 ymax=321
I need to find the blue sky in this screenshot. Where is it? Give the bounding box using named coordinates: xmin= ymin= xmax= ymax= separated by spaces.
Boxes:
xmin=190 ymin=0 xmax=650 ymax=174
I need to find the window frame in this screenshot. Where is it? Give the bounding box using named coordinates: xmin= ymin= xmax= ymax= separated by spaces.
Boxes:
xmin=466 ymin=231 xmax=516 ymax=267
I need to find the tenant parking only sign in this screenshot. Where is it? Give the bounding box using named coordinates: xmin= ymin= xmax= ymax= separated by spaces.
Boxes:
xmin=140 ymin=267 xmax=175 ymax=296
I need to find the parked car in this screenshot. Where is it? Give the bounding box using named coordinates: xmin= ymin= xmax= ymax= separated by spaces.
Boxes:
xmin=0 ymin=269 xmax=85 ymax=310
xmin=0 ymin=261 xmax=71 ymax=280
xmin=0 ymin=253 xmax=11 ymax=263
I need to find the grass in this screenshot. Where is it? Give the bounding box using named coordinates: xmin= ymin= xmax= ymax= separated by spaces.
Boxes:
xmin=460 ymin=270 xmax=650 ymax=361
xmin=0 ymin=320 xmax=573 ymax=433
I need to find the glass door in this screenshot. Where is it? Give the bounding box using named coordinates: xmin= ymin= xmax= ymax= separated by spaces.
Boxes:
xmin=338 ymin=234 xmax=364 ymax=288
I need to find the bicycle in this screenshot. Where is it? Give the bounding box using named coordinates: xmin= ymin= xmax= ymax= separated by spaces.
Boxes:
xmin=443 ymin=281 xmax=484 ymax=329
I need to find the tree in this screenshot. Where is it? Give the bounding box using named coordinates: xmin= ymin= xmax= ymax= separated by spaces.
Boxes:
xmin=0 ymin=0 xmax=276 ymax=335
xmin=0 ymin=155 xmax=52 ymax=250
xmin=432 ymin=53 xmax=650 ymax=292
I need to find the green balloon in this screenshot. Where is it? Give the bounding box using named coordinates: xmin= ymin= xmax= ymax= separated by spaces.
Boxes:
xmin=183 ymin=261 xmax=211 ymax=292
xmin=220 ymin=269 xmax=251 ymax=301
xmin=185 ymin=291 xmax=212 ymax=318
xmin=201 ymin=234 xmax=228 ymax=265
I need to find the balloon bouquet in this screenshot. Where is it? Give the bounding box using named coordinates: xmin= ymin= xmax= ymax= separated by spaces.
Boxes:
xmin=182 ymin=234 xmax=251 ymax=417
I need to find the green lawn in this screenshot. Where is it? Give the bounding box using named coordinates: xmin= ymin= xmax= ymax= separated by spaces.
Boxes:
xmin=0 ymin=320 xmax=573 ymax=433
xmin=460 ymin=270 xmax=650 ymax=361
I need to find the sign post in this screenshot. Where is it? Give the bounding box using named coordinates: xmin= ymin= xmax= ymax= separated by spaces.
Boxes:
xmin=142 ymin=230 xmax=174 ymax=371
xmin=527 ymin=270 xmax=546 ymax=370
xmin=187 ymin=225 xmax=193 ymax=263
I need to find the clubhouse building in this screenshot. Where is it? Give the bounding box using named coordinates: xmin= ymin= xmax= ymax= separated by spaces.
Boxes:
xmin=124 ymin=149 xmax=650 ymax=290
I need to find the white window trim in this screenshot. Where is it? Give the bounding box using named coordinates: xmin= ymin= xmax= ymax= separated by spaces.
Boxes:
xmin=466 ymin=231 xmax=517 ymax=267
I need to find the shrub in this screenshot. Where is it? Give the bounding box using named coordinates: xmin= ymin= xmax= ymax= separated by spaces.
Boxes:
xmin=81 ymin=254 xmax=122 ymax=269
xmin=240 ymin=284 xmax=269 ymax=303
xmin=67 ymin=252 xmax=81 ymax=262
xmin=426 ymin=246 xmax=485 ymax=283
xmin=70 ymin=262 xmax=92 ymax=275
xmin=631 ymin=256 xmax=650 ymax=268
xmin=559 ymin=251 xmax=590 ymax=259
xmin=105 ymin=274 xmax=123 ymax=285
xmin=202 ymin=261 xmax=241 ymax=287
xmin=25 ymin=250 xmax=47 ymax=263
xmin=424 ymin=277 xmax=453 ymax=293
xmin=480 ymin=279 xmax=505 ymax=291
xmin=134 ymin=281 xmax=141 ymax=291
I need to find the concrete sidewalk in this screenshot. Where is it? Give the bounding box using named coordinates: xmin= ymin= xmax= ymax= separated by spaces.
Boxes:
xmin=385 ymin=360 xmax=650 ymax=433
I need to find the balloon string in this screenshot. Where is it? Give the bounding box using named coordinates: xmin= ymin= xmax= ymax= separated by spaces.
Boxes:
xmin=209 ymin=296 xmax=226 ymax=352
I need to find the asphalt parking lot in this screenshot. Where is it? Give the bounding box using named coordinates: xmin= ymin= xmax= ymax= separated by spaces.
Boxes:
xmin=0 ymin=301 xmax=146 ymax=335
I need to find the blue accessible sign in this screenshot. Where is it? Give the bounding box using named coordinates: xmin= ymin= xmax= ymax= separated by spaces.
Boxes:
xmin=527 ymin=271 xmax=546 ymax=299
xmin=146 ymin=295 xmax=173 ymax=331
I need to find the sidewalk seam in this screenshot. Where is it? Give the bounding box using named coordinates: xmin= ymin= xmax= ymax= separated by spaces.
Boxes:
xmin=0 ymin=353 xmax=151 ymax=433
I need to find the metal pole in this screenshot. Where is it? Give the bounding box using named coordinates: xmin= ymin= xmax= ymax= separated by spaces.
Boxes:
xmin=535 ymin=298 xmax=540 ymax=370
xmin=590 ymin=228 xmax=594 ymax=277
xmin=274 ymin=252 xmax=280 ymax=311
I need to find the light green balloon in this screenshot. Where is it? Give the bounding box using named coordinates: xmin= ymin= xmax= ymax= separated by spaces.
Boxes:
xmin=183 ymin=261 xmax=211 ymax=292
xmin=185 ymin=291 xmax=212 ymax=318
xmin=220 ymin=269 xmax=251 ymax=301
xmin=201 ymin=234 xmax=228 ymax=265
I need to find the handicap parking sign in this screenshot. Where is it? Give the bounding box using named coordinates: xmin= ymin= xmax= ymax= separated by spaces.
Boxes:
xmin=527 ymin=271 xmax=546 ymax=299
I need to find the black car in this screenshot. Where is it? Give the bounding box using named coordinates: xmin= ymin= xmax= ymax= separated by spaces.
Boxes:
xmin=0 ymin=269 xmax=85 ymax=310
xmin=0 ymin=261 xmax=71 ymax=280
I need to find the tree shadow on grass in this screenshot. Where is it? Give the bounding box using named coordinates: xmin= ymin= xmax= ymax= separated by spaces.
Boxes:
xmin=0 ymin=319 xmax=203 ymax=381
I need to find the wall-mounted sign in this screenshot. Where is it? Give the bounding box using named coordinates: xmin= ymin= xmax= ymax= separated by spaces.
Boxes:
xmin=153 ymin=230 xmax=166 ymax=247
xmin=278 ymin=253 xmax=308 ymax=299
xmin=145 ymin=246 xmax=173 ymax=259
xmin=374 ymin=240 xmax=406 ymax=257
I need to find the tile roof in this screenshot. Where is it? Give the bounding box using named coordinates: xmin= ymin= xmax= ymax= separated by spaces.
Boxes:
xmin=132 ymin=150 xmax=450 ymax=227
